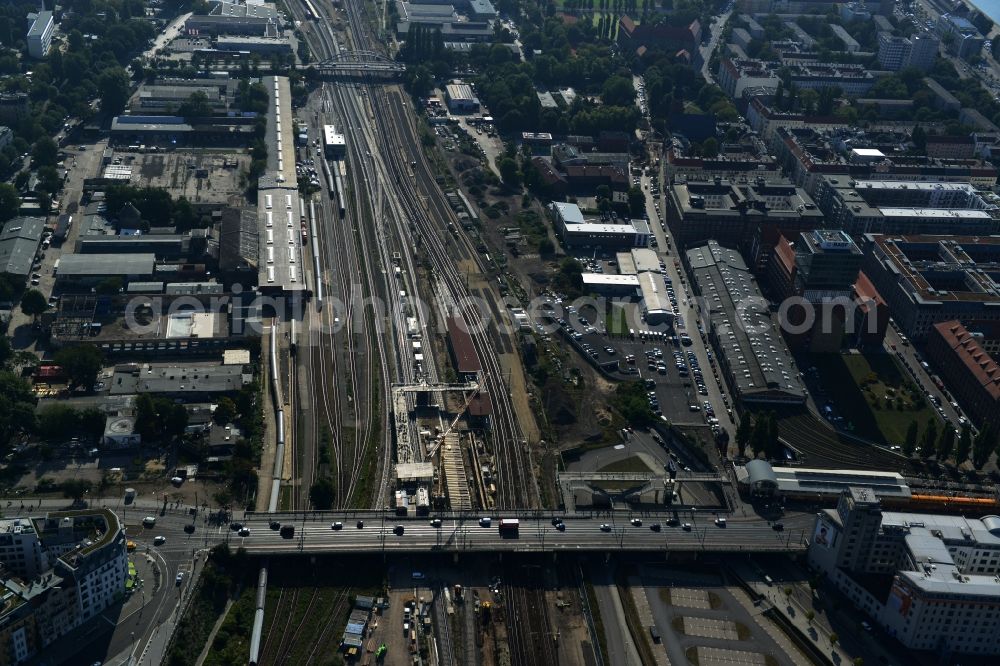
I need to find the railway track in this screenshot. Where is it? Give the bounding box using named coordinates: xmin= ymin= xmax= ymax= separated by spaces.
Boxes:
xmin=304 ymin=589 xmax=352 ymax=665
xmin=503 ymin=566 xmax=559 ymax=666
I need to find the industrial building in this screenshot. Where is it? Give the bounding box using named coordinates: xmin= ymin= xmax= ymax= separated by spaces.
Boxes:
xmin=447 ymin=316 xmax=481 ymax=377
xmin=109 ymin=362 xmax=252 ymax=398
xmin=580 ymin=273 xmax=641 ymax=296
xmin=323 ymin=125 xmax=346 ymax=158
xmin=258 ymin=76 xmax=305 ymax=297
xmin=809 ymin=487 xmax=1000 ymax=656
xmin=444 ymin=83 xmax=480 ymax=113
xmin=26 ymin=11 xmax=53 ymax=59
xmin=686 ymin=241 xmax=807 ymax=405
xmin=637 ymin=271 xmax=673 ymax=326
xmin=0 ymin=217 xmax=44 ymax=278
xmin=549 ymin=202 xmax=650 ymax=249
xmin=54 ymin=254 xmax=156 ymax=291
xmin=860 ymin=234 xmax=1000 ymax=340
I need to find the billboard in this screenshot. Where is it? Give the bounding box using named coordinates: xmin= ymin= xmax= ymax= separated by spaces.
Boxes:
xmin=888 ymin=580 xmax=913 ymax=618
xmin=812 ymin=517 xmax=837 ymax=549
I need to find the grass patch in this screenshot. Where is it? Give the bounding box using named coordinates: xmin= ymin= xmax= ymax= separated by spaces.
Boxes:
xmin=659 ymin=588 xmax=672 ymax=605
xmin=606 ymin=304 xmax=629 ymax=336
xmin=203 ymin=586 xmax=256 ymax=665
xmin=278 ymin=485 xmax=292 ymax=511
xmin=167 ymin=545 xmax=254 ymax=666
xmin=598 ymin=455 xmax=656 ymax=474
xmin=685 ymin=645 xmax=700 ymax=665
xmin=671 ymin=615 xmax=685 ymax=633
xmin=735 ymin=621 xmax=752 ymax=640
xmin=616 ymin=577 xmax=657 ymax=666
xmin=811 ymin=352 xmax=933 ymax=445
xmin=707 ymin=591 xmax=723 ymax=610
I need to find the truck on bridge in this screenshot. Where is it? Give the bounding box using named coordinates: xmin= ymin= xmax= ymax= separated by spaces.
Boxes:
xmin=499 ymin=519 xmax=519 ymax=538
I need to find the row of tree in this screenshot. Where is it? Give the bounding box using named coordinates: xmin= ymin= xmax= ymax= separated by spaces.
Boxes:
xmin=903 ymin=420 xmax=1000 ymax=470
xmin=735 ymin=412 xmax=783 ymax=461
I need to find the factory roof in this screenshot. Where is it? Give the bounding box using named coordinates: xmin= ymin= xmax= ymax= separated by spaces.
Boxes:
xmin=550 ymin=201 xmax=585 ymax=225
xmin=56 ymin=253 xmax=156 ymax=277
xmin=109 ymin=363 xmax=251 ymax=395
xmin=0 ymin=217 xmax=44 ymax=277
xmin=637 ymin=271 xmax=672 ymax=315
xmin=686 ymin=240 xmax=806 ymax=403
xmin=581 ymin=273 xmax=640 ymax=288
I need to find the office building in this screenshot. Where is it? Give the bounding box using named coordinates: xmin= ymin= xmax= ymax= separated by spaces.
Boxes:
xmin=664 ymin=177 xmax=824 ymax=263
xmin=815 ymin=177 xmax=1000 ymax=236
xmin=686 ymin=240 xmax=807 ymax=405
xmin=926 ymin=320 xmax=1000 ymax=432
xmin=26 ymin=11 xmax=53 ymax=59
xmin=809 ymin=487 xmax=1000 ymax=656
xmin=877 ymin=32 xmax=939 ymax=71
xmin=937 ymin=14 xmax=984 ymax=60
xmin=860 ymin=233 xmax=1000 ymax=340
xmin=549 ymin=202 xmax=650 ymax=249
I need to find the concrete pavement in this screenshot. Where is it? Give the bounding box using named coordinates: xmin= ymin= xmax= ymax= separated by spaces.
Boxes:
xmin=591 ymin=565 xmax=642 ymax=666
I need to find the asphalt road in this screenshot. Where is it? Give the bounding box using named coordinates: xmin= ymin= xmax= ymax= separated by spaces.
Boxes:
xmin=221 ymin=512 xmax=812 ymax=554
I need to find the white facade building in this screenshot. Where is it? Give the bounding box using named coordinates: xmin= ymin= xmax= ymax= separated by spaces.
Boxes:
xmin=26 ymin=11 xmax=53 ymax=59
xmin=809 ymin=487 xmax=1000 ymax=656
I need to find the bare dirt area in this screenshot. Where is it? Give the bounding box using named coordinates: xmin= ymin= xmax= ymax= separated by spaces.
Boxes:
xmin=123 ymin=149 xmax=251 ymax=205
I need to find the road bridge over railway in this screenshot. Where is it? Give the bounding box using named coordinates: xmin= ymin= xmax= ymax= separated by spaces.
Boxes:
xmin=209 ymin=511 xmax=811 ymax=555
xmin=309 ymin=50 xmax=406 ymax=78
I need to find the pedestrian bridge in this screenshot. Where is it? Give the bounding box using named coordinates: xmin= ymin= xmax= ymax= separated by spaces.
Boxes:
xmin=311 ymin=50 xmax=406 ymax=78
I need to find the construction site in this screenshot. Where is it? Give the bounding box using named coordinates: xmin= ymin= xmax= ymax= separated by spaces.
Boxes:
xmin=391 ymin=381 xmax=498 ymax=513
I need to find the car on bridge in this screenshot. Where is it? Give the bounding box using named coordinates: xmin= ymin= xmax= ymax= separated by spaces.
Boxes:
xmin=630 ymin=518 xmax=642 ymax=526
xmin=600 ymin=524 xmax=612 ymax=532
xmin=394 ymin=525 xmax=405 ymax=535
xmin=331 ymin=522 xmax=343 ymax=530
xmin=430 ymin=519 xmax=442 ymax=528
xmin=239 ymin=528 xmax=250 ymax=537
xmin=153 ymin=536 xmax=166 ymax=545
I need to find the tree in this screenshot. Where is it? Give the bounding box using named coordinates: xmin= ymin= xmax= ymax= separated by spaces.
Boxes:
xmin=701 ymin=137 xmax=719 ymax=159
xmin=829 ymin=632 xmax=839 ymax=647
xmin=956 ymin=422 xmax=973 ymax=464
xmin=0 ymin=372 xmax=36 ymax=445
xmin=135 ymin=394 xmax=159 ymax=440
xmin=98 ymin=67 xmax=132 ymax=115
xmin=911 ymin=125 xmax=927 ymax=151
xmin=53 ymin=344 xmax=103 ymax=390
xmin=919 ymin=418 xmax=938 ymax=459
xmin=903 ymin=421 xmax=918 ymax=457
xmin=627 ymin=186 xmax=645 ymax=217
xmin=0 ymin=184 xmax=19 ymax=222
xmin=178 ymin=91 xmax=212 ymax=119
xmin=937 ymin=426 xmax=956 ymax=462
xmin=805 ymin=610 xmax=815 ymax=625
xmin=61 ymin=479 xmax=93 ymax=502
xmin=735 ymin=417 xmax=752 ymax=453
xmin=497 ymin=157 xmax=521 ymax=188
xmin=32 ymin=137 xmax=58 ymax=168
xmin=214 ymin=397 xmax=238 ymax=424
xmin=20 ymin=289 xmax=48 ymax=317
xmin=972 ymin=424 xmax=998 ymax=469
xmin=601 ymin=75 xmax=636 ymax=107
xmin=309 ymin=477 xmax=335 ymax=510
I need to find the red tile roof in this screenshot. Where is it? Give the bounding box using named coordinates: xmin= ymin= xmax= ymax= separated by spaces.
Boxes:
xmin=933 ymin=320 xmax=1000 ymax=401
xmin=447 ymin=316 xmax=482 ymax=374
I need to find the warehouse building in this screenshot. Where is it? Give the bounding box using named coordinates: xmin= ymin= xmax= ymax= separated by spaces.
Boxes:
xmin=686 ymin=240 xmax=807 ymax=405
xmin=54 ymin=254 xmax=156 ymax=291
xmin=0 ymin=217 xmax=44 ymax=278
xmin=637 ymin=271 xmax=673 ymax=326
xmin=445 ymin=83 xmax=480 ymax=113
xmin=809 ymin=487 xmax=1000 ymax=656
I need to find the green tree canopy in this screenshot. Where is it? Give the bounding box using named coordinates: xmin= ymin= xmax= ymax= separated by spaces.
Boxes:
xmin=53 ymin=344 xmax=103 ymax=390
xmin=20 ymin=289 xmax=48 ymax=317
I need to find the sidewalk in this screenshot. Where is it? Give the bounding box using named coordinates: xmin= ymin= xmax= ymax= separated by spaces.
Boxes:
xmin=730 ymin=560 xmax=851 ymax=664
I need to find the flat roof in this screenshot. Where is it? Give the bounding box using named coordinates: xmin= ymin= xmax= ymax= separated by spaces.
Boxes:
xmin=56 ymin=253 xmax=155 ymax=276
xmin=551 ymin=202 xmax=585 ymax=225
xmin=581 ymin=273 xmax=640 ymax=286
xmin=27 ymin=11 xmax=52 ymax=38
xmin=638 ymin=271 xmax=671 ymax=313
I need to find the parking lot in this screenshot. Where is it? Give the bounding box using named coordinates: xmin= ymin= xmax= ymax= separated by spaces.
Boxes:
xmin=551 ymin=292 xmax=730 ymax=429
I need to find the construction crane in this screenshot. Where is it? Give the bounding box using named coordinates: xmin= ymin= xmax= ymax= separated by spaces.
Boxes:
xmin=425 ymin=384 xmax=481 ymax=458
